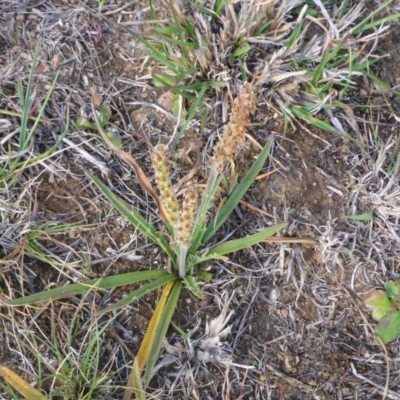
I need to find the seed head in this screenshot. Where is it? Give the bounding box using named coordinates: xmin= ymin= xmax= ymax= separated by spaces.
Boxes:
xmin=152 ymin=144 xmax=180 ymax=225
xmin=213 ymin=82 xmax=256 ymax=171
xmin=175 ymin=181 xmax=199 ymax=247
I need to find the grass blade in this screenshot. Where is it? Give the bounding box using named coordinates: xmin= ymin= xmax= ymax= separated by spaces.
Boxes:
xmin=343 ymin=211 xmax=374 ymax=221
xmin=177 ymin=83 xmax=208 ymax=140
xmin=208 ymin=223 xmax=287 ymax=256
xmin=7 ymin=270 xmax=169 ymax=306
xmin=98 ymin=274 xmax=177 ymax=315
xmin=289 ymin=106 xmax=365 ymax=147
xmin=89 ymin=174 xmax=176 ymax=262
xmin=125 ymin=358 xmax=146 ymax=400
xmin=201 ymin=138 xmax=273 ymax=245
xmin=351 ymin=0 xmax=394 ymax=34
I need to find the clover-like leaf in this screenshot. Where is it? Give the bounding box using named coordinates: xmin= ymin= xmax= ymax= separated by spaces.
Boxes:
xmin=364 ymin=289 xmax=392 ymax=321
xmin=375 ymin=310 xmax=400 ymax=344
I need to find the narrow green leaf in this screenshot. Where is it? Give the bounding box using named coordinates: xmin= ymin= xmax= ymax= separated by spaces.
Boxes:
xmin=171 ymin=322 xmax=190 ymax=342
xmin=18 ymin=46 xmax=38 ymax=150
xmin=7 ymin=270 xmax=169 ymax=306
xmin=201 ymin=138 xmax=273 ymax=245
xmin=127 ymin=30 xmax=180 ymax=75
xmin=13 ymin=107 xmax=70 ymax=171
xmin=89 ymin=174 xmax=176 ymax=262
xmin=231 ymin=44 xmax=252 ymax=59
xmin=132 ymin=359 xmax=146 ymax=400
xmin=312 ymin=43 xmax=342 ymax=87
xmin=375 ymin=310 xmax=400 ymax=344
xmin=177 ymin=83 xmax=208 ymax=140
xmin=214 ymin=0 xmax=227 ymax=15
xmin=183 ymin=276 xmax=203 ymax=299
xmin=364 ymin=289 xmax=392 ymax=321
xmin=286 ymin=20 xmax=304 ymax=49
xmin=192 ymin=253 xmax=228 ymax=266
xmin=208 ymin=223 xmax=287 ymax=257
xmin=385 ymin=281 xmax=400 ymax=302
xmin=195 ymin=270 xmax=213 ymax=282
xmin=24 ymin=71 xmax=60 ymax=148
xmin=353 ymin=3 xmax=400 ymax=34
xmin=153 ymin=72 xmax=177 ymax=87
xmin=189 ymin=170 xmax=223 ymax=254
xmin=144 ymin=280 xmax=182 ymax=385
xmin=343 ymin=211 xmax=374 ymax=221
xmin=289 ymin=106 xmax=364 ymax=147
xmin=98 ymin=274 xmax=177 ymax=315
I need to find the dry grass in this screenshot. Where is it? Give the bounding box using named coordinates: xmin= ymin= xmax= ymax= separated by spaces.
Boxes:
xmin=1 ymin=0 xmax=400 ymax=399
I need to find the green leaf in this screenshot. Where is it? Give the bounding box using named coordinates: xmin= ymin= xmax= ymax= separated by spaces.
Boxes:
xmin=195 ymin=270 xmax=213 ymax=282
xmin=289 ymin=106 xmax=364 ymax=148
xmin=312 ymin=41 xmax=342 ymax=87
xmin=190 ymin=175 xmax=223 ymax=256
xmin=229 ymin=44 xmax=252 ymax=63
xmin=98 ymin=274 xmax=177 ymax=315
xmin=207 ymin=223 xmax=287 ymax=257
xmin=144 ymin=280 xmax=182 ymax=385
xmin=7 ymin=270 xmax=170 ymax=306
xmin=171 ymin=322 xmax=190 ymax=342
xmin=183 ymin=276 xmax=203 ymax=299
xmin=352 ymin=1 xmax=400 ymax=34
xmin=192 ymin=253 xmax=228 ymax=266
xmin=98 ymin=105 xmax=111 ymax=128
xmin=385 ymin=281 xmax=400 ymax=302
xmin=76 ymin=117 xmax=97 ymax=130
xmin=127 ymin=30 xmax=180 ymax=75
xmin=89 ymin=174 xmax=176 ymax=262
xmin=201 ymin=138 xmax=273 ymax=245
xmin=153 ymin=72 xmax=177 ymax=88
xmin=375 ymin=310 xmax=400 ymax=344
xmin=177 ymin=83 xmax=208 ymax=140
xmin=131 ymin=359 xmax=146 ymax=400
xmin=364 ymin=289 xmax=392 ymax=321
xmin=343 ymin=211 xmax=374 ymax=221
xmin=106 ymin=131 xmax=122 ymax=147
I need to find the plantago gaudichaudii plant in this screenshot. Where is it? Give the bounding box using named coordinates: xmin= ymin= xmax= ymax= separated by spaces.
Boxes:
xmin=7 ymin=83 xmax=287 ymax=397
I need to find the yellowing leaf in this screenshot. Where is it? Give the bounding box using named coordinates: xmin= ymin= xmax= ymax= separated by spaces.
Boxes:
xmin=0 ymin=365 xmax=47 ymax=400
xmin=364 ymin=289 xmax=392 ymax=321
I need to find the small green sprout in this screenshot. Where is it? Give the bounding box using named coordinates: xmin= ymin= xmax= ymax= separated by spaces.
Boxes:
xmin=76 ymin=105 xmax=122 ymax=147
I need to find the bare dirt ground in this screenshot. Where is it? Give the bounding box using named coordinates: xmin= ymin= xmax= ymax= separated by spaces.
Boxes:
xmin=1 ymin=1 xmax=400 ymax=399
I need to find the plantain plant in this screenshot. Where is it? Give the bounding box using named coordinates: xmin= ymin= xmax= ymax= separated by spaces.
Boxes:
xmin=7 ymin=83 xmax=286 ymax=398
